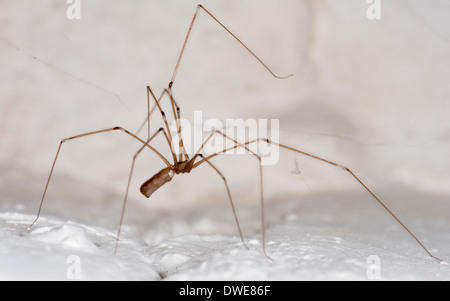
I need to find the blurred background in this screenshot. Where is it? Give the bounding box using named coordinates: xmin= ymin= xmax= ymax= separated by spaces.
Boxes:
xmin=0 ymin=0 xmax=449 ymax=229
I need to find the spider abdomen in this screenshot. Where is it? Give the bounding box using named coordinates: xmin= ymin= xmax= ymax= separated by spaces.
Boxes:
xmin=140 ymin=167 xmax=174 ymax=198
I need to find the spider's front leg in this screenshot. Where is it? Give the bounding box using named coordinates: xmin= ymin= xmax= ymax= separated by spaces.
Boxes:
xmin=114 ymin=127 xmax=174 ymax=253
xmin=30 ymin=126 xmax=171 ymax=229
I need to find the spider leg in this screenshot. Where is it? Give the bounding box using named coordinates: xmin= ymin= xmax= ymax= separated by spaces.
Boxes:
xmin=136 ymin=88 xmax=189 ymax=162
xmin=169 ymin=4 xmax=293 ymax=89
xmin=195 ymin=138 xmax=443 ymax=262
xmin=198 ymin=154 xmax=248 ymax=250
xmin=191 ymin=130 xmax=270 ymax=258
xmin=146 ymin=86 xmax=178 ymax=164
xmin=135 ymin=88 xmax=169 ymax=138
xmin=167 ymin=89 xmax=189 ymax=162
xmin=30 ymin=126 xmax=171 ymax=229
xmin=115 ymin=127 xmax=172 ymax=254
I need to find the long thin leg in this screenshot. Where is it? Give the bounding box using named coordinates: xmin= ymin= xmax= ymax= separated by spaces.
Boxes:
xmin=29 ymin=126 xmax=171 ymax=229
xmin=198 ymin=154 xmax=248 ymax=250
xmin=115 ymin=127 xmax=168 ymax=254
xmin=136 ymin=88 xmax=189 ymax=162
xmin=191 ymin=130 xmax=269 ymax=258
xmin=135 ymin=89 xmax=169 ymax=137
xmin=146 ymin=86 xmax=178 ymax=164
xmin=194 ymin=138 xmax=443 ymax=262
xmin=167 ymin=89 xmax=189 ymax=162
xmin=169 ymin=4 xmax=293 ymax=90
xmin=165 ymin=4 xmax=294 ymax=158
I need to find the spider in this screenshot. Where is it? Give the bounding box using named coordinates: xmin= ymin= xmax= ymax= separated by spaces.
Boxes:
xmin=29 ymin=4 xmax=442 ymax=262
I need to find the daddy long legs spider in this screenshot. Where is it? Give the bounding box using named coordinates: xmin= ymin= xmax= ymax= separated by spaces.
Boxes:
xmin=29 ymin=4 xmax=443 ymax=262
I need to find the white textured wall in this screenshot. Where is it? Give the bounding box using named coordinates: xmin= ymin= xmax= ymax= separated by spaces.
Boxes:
xmin=1 ymin=0 xmax=449 ymax=215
